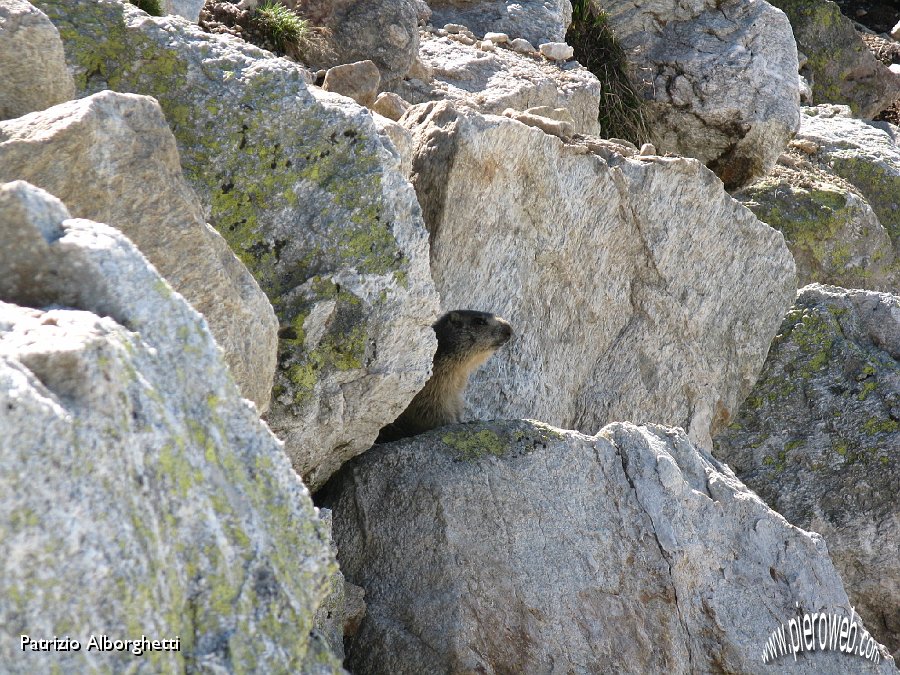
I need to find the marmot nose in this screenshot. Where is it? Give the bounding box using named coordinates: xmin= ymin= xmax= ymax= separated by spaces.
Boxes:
xmin=500 ymin=322 xmax=513 ymax=340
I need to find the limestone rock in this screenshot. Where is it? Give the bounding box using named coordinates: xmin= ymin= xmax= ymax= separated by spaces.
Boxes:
xmin=40 ymin=0 xmax=440 ymax=490
xmin=427 ymin=0 xmax=572 ymax=46
xmin=0 ymin=0 xmax=74 ymax=121
xmin=0 ymin=89 xmax=279 ymax=414
xmin=292 ymin=0 xmax=420 ymax=86
xmin=326 ymin=420 xmax=895 ymax=673
xmin=794 ymin=105 xmax=900 ymax=259
xmin=395 ymin=32 xmax=601 ymax=135
xmin=767 ymin=0 xmax=900 ymax=118
xmin=734 ymin=155 xmax=899 ymax=292
xmin=322 ymin=60 xmax=381 ymax=107
xmin=404 ymin=102 xmax=796 ymax=450
xmin=592 ymin=0 xmax=801 ymax=189
xmin=715 ymin=284 xmax=900 ymax=657
xmin=0 ymin=180 xmax=339 ymax=671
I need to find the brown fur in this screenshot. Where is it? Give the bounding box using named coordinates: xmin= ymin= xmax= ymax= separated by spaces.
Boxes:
xmin=376 ymin=310 xmax=513 ymax=443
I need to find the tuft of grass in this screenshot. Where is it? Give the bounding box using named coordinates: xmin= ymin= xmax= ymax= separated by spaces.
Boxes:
xmin=253 ymin=1 xmax=311 ymax=55
xmin=566 ymin=0 xmax=650 ymax=145
xmin=128 ymin=0 xmax=164 ymax=16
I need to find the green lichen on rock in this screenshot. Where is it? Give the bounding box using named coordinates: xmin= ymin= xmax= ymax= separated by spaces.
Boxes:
xmin=440 ymin=420 xmax=568 ymax=461
xmin=735 ymin=162 xmax=897 ymax=291
xmin=37 ymin=0 xmax=411 ymax=408
xmin=829 ymin=155 xmax=900 ymax=248
xmin=767 ymin=0 xmax=899 ymax=117
xmin=442 ymin=429 xmax=508 ymax=460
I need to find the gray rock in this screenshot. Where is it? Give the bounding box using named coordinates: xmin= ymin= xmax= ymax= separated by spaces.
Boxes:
xmin=0 ymin=0 xmax=74 ymax=121
xmin=509 ymin=36 xmax=535 ymax=53
xmin=794 ymin=105 xmax=900 ymax=260
xmin=322 ymin=60 xmax=382 ymax=107
xmin=715 ymin=284 xmax=900 ymax=658
xmin=0 ymin=180 xmax=339 ymax=672
xmin=428 ymin=0 xmax=572 ymax=45
xmin=404 ymin=102 xmax=796 ymax=451
xmin=163 ymin=0 xmax=204 ymax=21
xmin=394 ymin=32 xmax=601 ymax=135
xmin=371 ymin=90 xmax=410 ymax=120
xmin=592 ymin=0 xmax=801 ymax=189
xmin=40 ymin=0 xmax=441 ymax=490
xmin=290 ymin=0 xmax=420 ymax=86
xmin=327 ymin=419 xmax=895 ymax=673
xmin=767 ymin=0 xmax=900 ymax=118
xmin=734 ymin=154 xmax=899 ymax=293
xmin=0 ymin=89 xmax=279 ymax=414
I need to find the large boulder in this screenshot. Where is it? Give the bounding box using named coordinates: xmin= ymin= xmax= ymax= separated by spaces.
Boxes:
xmin=734 ymin=152 xmax=899 ymax=292
xmin=591 ymin=0 xmax=801 ymax=189
xmin=715 ymin=284 xmax=900 ymax=657
xmin=404 ymin=102 xmax=796 ymax=450
xmin=325 ymin=420 xmax=895 ymax=673
xmin=395 ymin=30 xmax=602 ymax=135
xmin=164 ymin=0 xmax=204 ymax=22
xmin=767 ymin=0 xmax=900 ymax=118
xmin=794 ymin=105 xmax=900 ymax=256
xmin=426 ymin=0 xmax=572 ymax=45
xmin=0 ymin=89 xmax=279 ymax=414
xmin=0 ymin=180 xmax=339 ymax=672
xmin=292 ymin=0 xmax=420 ymax=86
xmin=40 ymin=0 xmax=440 ymax=490
xmin=0 ymin=0 xmax=74 ymax=121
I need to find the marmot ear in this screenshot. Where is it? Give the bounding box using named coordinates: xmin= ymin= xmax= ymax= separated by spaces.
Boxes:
xmin=446 ymin=311 xmax=460 ymax=324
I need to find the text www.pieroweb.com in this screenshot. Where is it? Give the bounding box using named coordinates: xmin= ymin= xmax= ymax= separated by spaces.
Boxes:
xmin=761 ymin=605 xmax=881 ymax=664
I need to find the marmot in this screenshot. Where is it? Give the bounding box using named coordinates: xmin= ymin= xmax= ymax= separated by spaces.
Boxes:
xmin=376 ymin=310 xmax=513 ymax=443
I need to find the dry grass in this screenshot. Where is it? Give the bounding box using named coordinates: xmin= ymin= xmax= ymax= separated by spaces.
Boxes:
xmin=566 ymin=0 xmax=650 ymax=145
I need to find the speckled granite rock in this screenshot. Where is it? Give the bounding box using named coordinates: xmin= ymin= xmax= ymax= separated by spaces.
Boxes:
xmin=0 ymin=179 xmax=339 ymax=672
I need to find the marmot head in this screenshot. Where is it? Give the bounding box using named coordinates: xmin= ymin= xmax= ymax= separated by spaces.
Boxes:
xmin=433 ymin=310 xmax=513 ymax=366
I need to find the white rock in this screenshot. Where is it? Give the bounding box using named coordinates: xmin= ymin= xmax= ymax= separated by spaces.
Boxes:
xmin=404 ymin=102 xmax=796 ymax=450
xmin=483 ymin=31 xmax=509 ymax=43
xmin=0 ymin=90 xmax=279 ymax=414
xmin=479 ymin=39 xmax=495 ymax=51
xmin=538 ymin=41 xmax=573 ymax=61
xmin=396 ymin=33 xmax=601 ymax=134
xmin=163 ymin=0 xmax=204 ymax=21
xmin=443 ymin=22 xmax=467 ymax=33
xmin=638 ymin=142 xmax=656 ymax=156
xmin=329 ymin=420 xmax=896 ymax=673
xmin=893 ymin=19 xmax=900 ymax=41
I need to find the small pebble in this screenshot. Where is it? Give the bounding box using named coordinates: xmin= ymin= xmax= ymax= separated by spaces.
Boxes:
xmin=484 ymin=31 xmax=509 ymax=43
xmin=479 ymin=40 xmax=496 ymax=52
xmin=539 ymin=42 xmax=574 ymax=61
xmin=509 ymin=38 xmax=536 ymax=54
xmin=789 ymin=139 xmax=819 ymax=154
xmin=638 ymin=142 xmax=656 ymax=156
xmin=457 ymin=35 xmax=476 ymax=46
xmin=444 ymin=23 xmax=467 ymax=34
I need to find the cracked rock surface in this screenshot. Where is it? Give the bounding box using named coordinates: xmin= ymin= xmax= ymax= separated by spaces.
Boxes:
xmin=592 ymin=0 xmax=801 ymax=188
xmin=404 ymin=102 xmax=796 ymax=450
xmin=324 ymin=419 xmax=895 ymax=673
